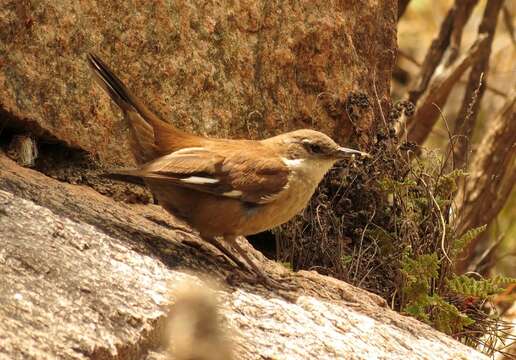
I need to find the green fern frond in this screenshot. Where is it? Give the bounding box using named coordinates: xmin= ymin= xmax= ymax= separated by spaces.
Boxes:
xmin=436 ymin=169 xmax=468 ymax=194
xmin=403 ymin=294 xmax=475 ymax=334
xmin=446 ymin=275 xmax=516 ymax=298
xmin=451 ymin=225 xmax=487 ymax=257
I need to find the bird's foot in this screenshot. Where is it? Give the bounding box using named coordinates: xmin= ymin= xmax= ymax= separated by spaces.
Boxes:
xmin=201 ymin=236 xmax=249 ymax=269
xmin=222 ymin=235 xmax=296 ymax=291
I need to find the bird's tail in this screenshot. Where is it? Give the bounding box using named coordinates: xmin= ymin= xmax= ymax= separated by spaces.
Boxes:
xmin=99 ymin=170 xmax=146 ymax=186
xmin=87 ymin=53 xmax=191 ymax=164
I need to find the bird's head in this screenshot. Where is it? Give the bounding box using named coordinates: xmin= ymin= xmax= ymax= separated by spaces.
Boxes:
xmin=263 ymin=129 xmax=369 ymax=180
xmin=266 ymin=129 xmax=368 ymax=162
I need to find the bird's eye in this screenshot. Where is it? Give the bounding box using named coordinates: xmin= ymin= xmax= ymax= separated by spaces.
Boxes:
xmin=303 ymin=141 xmax=323 ymax=154
xmin=310 ymin=144 xmax=322 ymax=153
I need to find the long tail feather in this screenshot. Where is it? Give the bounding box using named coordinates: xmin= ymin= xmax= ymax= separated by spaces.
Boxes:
xmin=100 ymin=171 xmax=146 ymax=186
xmin=88 ymin=53 xmax=150 ymax=118
xmin=87 ymin=53 xmax=201 ymax=164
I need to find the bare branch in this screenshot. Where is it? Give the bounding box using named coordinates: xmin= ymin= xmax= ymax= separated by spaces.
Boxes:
xmin=502 ymin=4 xmax=515 ymax=46
xmin=407 ymin=3 xmax=457 ymax=106
xmin=453 ymin=0 xmax=505 ymax=169
xmin=454 ymin=89 xmax=516 ymax=273
xmin=398 ymin=49 xmax=421 ymax=67
xmin=396 ymin=0 xmax=479 ymax=141
xmin=402 ymin=35 xmax=488 ymax=144
xmin=444 ymin=0 xmax=479 ymax=66
xmin=397 ymin=0 xmax=411 ymax=21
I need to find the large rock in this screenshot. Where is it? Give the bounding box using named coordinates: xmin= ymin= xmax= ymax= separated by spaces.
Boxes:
xmin=0 ymin=154 xmax=488 ymax=359
xmin=0 ymin=0 xmax=396 ymax=165
xmin=0 ymin=2 xmax=484 ymax=359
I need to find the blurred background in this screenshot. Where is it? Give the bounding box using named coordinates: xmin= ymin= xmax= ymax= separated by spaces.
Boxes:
xmin=397 ymin=0 xmax=515 ymax=277
xmin=396 ymin=2 xmax=514 ymax=356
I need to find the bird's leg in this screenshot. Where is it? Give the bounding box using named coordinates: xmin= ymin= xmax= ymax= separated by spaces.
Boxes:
xmin=224 ymin=235 xmax=265 ymax=276
xmin=223 ymin=235 xmax=291 ymax=289
xmin=202 ymin=236 xmax=249 ymax=270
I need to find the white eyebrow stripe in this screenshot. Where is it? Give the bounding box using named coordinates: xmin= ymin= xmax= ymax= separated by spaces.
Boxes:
xmin=222 ymin=190 xmax=243 ymax=198
xmin=281 ymin=157 xmax=304 ymax=169
xmin=180 ymin=176 xmax=219 ymax=184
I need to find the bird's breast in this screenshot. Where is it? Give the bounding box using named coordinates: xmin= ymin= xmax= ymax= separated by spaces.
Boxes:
xmin=276 ymin=171 xmax=321 ymax=215
xmin=239 ymin=170 xmax=323 ymax=235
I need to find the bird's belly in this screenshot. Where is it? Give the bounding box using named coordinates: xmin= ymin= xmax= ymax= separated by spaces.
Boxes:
xmin=238 ymin=176 xmax=319 ymax=235
xmin=147 ymin=176 xmax=319 ymax=237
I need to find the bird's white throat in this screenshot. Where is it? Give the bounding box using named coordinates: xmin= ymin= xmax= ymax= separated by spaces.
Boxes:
xmin=281 ymin=157 xmax=336 ymax=186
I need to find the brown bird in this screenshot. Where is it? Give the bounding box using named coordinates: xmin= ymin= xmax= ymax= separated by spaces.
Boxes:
xmin=87 ymin=53 xmax=368 ymax=286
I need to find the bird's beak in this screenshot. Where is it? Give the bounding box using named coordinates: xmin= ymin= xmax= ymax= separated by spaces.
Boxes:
xmin=334 ymin=147 xmax=370 ymax=159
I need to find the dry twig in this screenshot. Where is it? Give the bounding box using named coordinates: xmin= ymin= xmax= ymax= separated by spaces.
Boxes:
xmin=396 ymin=0 xmax=480 ymax=141
xmin=399 ymin=35 xmax=488 ymax=143
xmin=407 ymin=1 xmax=458 ymax=106
xmin=453 ymin=0 xmax=505 ymax=169
xmin=454 ymin=89 xmax=516 ymax=273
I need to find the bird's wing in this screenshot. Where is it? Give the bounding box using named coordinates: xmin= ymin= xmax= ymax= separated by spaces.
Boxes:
xmin=115 ymin=146 xmax=291 ymax=204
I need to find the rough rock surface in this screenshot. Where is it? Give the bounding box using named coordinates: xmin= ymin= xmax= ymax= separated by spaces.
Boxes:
xmin=0 ymin=1 xmax=489 ymax=358
xmin=0 ymin=154 xmax=488 ymax=360
xmin=0 ymin=0 xmax=396 ymax=165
